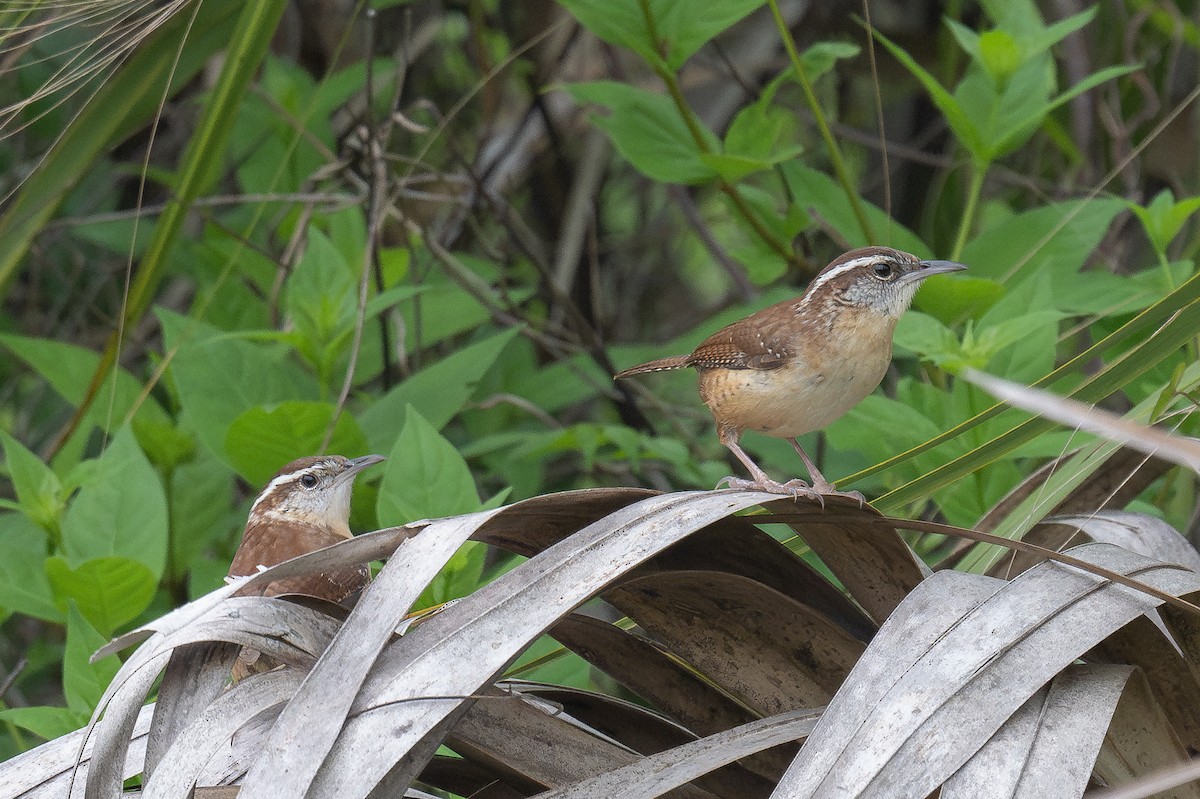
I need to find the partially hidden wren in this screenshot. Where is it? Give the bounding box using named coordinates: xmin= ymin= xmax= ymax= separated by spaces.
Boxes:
xmin=229 ymin=453 xmax=385 ymax=602
xmin=615 ymin=246 xmax=965 ymax=500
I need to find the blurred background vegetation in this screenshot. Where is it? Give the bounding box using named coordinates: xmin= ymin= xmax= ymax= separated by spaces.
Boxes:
xmin=0 ymin=0 xmax=1197 ymax=762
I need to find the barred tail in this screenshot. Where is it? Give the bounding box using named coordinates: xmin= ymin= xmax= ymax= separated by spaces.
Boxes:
xmin=614 ymin=355 xmax=692 ymax=380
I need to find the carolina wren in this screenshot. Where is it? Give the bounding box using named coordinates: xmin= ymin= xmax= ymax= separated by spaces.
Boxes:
xmin=615 ymin=246 xmax=965 ymax=499
xmin=228 ymin=454 xmax=385 ymax=602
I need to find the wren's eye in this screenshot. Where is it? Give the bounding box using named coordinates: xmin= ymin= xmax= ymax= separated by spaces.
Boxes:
xmin=299 ymin=473 xmax=319 ymax=489
xmin=872 ymin=262 xmax=895 ymax=279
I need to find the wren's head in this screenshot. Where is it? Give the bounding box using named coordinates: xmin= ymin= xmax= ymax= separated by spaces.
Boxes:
xmin=803 ymin=246 xmax=966 ymax=320
xmin=250 ymin=454 xmax=385 ymax=536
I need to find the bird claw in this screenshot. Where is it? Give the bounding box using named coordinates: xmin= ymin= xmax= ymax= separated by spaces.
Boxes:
xmin=717 ymin=477 xmax=868 ymax=508
xmin=716 ymin=475 xmax=826 ymax=507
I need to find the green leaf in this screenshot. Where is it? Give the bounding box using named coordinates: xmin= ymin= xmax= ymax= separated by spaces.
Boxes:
xmin=0 ymin=335 xmax=170 ymax=432
xmin=63 ymin=603 xmax=120 ymax=714
xmin=224 ymin=401 xmax=370 ymax=486
xmin=960 ymin=199 xmax=1124 ymax=288
xmin=1130 ymin=190 xmax=1200 ymax=255
xmin=286 ymin=228 xmax=356 ymax=361
xmin=360 ymin=327 xmax=521 ymax=454
xmin=912 ymin=274 xmax=1004 ymax=322
xmin=45 ymin=555 xmax=155 ymax=636
xmin=0 ymin=706 xmax=87 ymax=741
xmin=711 ymin=100 xmax=802 ymax=181
xmin=978 ymin=30 xmax=1021 ymax=83
xmin=893 ymin=312 xmax=958 ymax=361
xmin=1003 ymin=62 xmax=1139 ymax=148
xmin=418 ymin=540 xmax=488 ymax=608
xmin=60 ymin=426 xmax=167 ymax=579
xmin=0 ymin=513 xmax=60 ymax=622
xmin=0 ymin=431 xmax=63 ymax=532
xmin=132 ymin=418 xmax=197 ymax=475
xmin=159 ymin=309 xmax=319 ymax=461
xmin=799 ymin=41 xmax=860 ymax=78
xmin=779 ymin=163 xmax=928 ymax=253
xmin=376 ymin=406 xmax=481 ymax=526
xmin=566 ymin=81 xmax=719 ymax=185
xmin=558 ymin=0 xmax=766 ymax=70
xmin=168 ymin=449 xmax=235 ymax=584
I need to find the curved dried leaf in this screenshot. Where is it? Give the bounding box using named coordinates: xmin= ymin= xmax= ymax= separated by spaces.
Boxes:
xmin=942 ymin=664 xmax=1134 ymax=798
xmin=762 ymin=499 xmax=926 ymax=624
xmin=145 ymin=642 xmax=240 ymax=781
xmin=532 ymin=709 xmax=822 ymax=799
xmin=993 ymin=510 xmax=1200 ymax=578
xmin=83 ymin=598 xmax=341 ymax=799
xmin=1093 ymin=667 xmax=1200 ymax=798
xmin=95 ymin=524 xmax=422 ymax=661
xmin=144 ymin=670 xmax=304 ymax=799
xmin=418 ymin=754 xmax=528 ymax=798
xmin=299 ymin=490 xmax=804 ymax=799
xmin=500 ymin=681 xmax=698 ymax=754
xmin=443 ymin=686 xmax=715 ymax=798
xmin=238 ymin=510 xmax=499 ymax=799
xmin=1048 ymin=512 xmax=1200 ymax=571
xmin=607 ymin=571 xmax=864 ymax=711
xmin=0 ymin=704 xmax=152 ymax=799
xmin=1090 ymin=614 xmax=1200 ymax=752
xmin=624 ymin=514 xmax=876 ymax=641
xmin=772 ymin=544 xmax=1200 ymax=799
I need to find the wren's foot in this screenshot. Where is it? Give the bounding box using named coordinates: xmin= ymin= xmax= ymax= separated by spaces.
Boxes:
xmin=716 ymin=475 xmax=826 ymax=506
xmin=717 ymin=475 xmax=867 ymax=508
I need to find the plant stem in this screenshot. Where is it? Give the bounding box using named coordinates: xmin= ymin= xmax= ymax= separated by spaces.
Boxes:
xmin=637 ymin=0 xmax=799 ymax=271
xmin=768 ymin=0 xmax=874 ymax=243
xmin=951 ymin=161 xmax=986 ymax=261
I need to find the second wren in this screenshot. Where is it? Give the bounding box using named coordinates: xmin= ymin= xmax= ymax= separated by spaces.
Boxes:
xmin=615 ymin=246 xmax=965 ymax=500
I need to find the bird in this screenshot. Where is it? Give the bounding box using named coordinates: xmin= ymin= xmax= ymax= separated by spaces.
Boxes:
xmin=226 ymin=454 xmax=384 ymax=677
xmin=229 ymin=453 xmax=385 ymax=600
xmin=614 ymin=246 xmax=966 ymax=500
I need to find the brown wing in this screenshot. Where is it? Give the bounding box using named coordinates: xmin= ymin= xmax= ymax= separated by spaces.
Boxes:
xmin=686 ymin=297 xmax=800 ymax=371
xmin=230 ymin=519 xmax=369 ymax=604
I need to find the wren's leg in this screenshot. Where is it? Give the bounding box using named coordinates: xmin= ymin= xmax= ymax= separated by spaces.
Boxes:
xmin=715 ymin=426 xmax=823 ymax=503
xmin=788 ymin=438 xmax=865 ymax=505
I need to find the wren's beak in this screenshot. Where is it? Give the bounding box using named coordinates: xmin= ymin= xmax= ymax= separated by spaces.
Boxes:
xmin=902 ymin=258 xmax=968 ymax=284
xmin=341 ymin=454 xmax=386 ymax=481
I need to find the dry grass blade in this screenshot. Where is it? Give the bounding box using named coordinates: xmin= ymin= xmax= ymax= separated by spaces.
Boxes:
xmin=963 ymin=368 xmax=1200 ymax=472
xmin=772 ymin=545 xmax=1200 ymax=798
xmin=531 ymin=708 xmax=823 ymax=799
xmin=941 ymin=665 xmax=1136 ymax=798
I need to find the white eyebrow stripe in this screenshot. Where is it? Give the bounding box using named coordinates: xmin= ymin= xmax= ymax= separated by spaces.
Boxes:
xmin=250 ymin=463 xmax=329 ymax=511
xmin=798 ymin=255 xmax=885 ymax=304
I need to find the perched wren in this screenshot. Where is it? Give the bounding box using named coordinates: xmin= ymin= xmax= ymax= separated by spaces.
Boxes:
xmin=229 ymin=454 xmax=385 ymax=602
xmin=615 ymin=246 xmax=965 ymax=499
